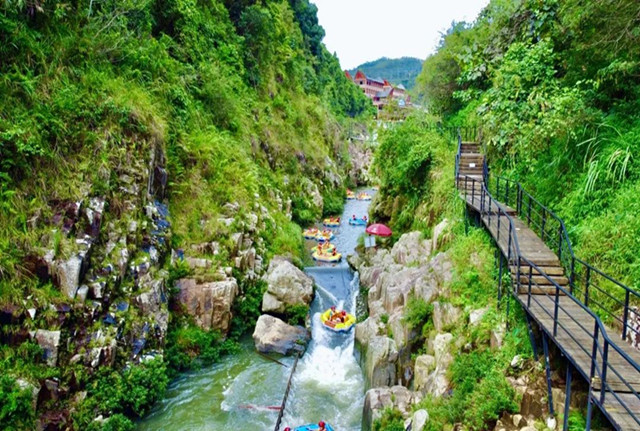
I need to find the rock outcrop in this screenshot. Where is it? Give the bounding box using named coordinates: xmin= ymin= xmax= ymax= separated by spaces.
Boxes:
xmin=262 ymin=256 xmax=314 ymax=313
xmin=362 ymin=385 xmax=422 ymax=431
xmin=177 ymin=278 xmax=239 ymax=334
xmin=252 ymin=314 xmax=310 ymax=356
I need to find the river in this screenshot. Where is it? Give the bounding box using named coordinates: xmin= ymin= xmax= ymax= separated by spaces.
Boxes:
xmin=138 ymin=189 xmax=375 ymax=430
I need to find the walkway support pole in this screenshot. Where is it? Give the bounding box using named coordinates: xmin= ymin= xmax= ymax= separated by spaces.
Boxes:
xmin=542 ymin=333 xmax=555 ymax=417
xmin=274 ymin=352 xmax=300 ymax=431
xmin=563 ymin=363 xmax=572 ymax=431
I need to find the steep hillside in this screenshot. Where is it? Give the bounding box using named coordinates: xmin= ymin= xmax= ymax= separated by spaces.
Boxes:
xmin=0 ymin=1 xmax=372 ymax=429
xmin=349 ymin=57 xmax=423 ymax=89
xmin=416 ymin=0 xmax=640 ymax=288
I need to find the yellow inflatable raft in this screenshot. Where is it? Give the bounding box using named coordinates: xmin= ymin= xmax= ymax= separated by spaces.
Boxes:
xmin=312 ymin=250 xmax=342 ymax=263
xmin=323 ymin=217 xmax=340 ymax=228
xmin=356 ymin=192 xmax=372 ymax=201
xmin=346 ymin=190 xmax=355 ymax=200
xmin=313 ymin=242 xmax=336 ymax=254
xmin=303 ymin=227 xmax=319 ymax=240
xmin=320 ymin=308 xmax=356 ymax=332
xmin=315 ymin=230 xmax=335 ymax=242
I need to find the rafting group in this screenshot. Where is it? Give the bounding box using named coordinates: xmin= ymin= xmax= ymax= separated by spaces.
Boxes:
xmin=346 ymin=189 xmax=371 ymax=201
xmin=284 ymin=420 xmax=334 ymax=431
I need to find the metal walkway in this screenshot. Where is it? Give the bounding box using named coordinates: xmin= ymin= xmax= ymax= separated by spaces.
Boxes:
xmin=455 ymin=139 xmax=640 ymax=430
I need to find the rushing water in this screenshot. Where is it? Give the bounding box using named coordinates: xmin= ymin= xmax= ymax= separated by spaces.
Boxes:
xmin=138 ymin=189 xmax=375 ymax=430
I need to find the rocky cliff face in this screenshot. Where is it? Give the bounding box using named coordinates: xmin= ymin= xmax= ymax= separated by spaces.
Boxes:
xmin=354 ymin=222 xmax=578 ymax=431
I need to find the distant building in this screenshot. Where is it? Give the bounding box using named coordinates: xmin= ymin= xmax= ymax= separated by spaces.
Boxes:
xmin=347 ymin=70 xmax=410 ymax=111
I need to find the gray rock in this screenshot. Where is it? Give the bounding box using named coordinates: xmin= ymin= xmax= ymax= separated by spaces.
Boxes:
xmin=469 ymin=307 xmax=488 ymax=326
xmin=431 ymin=218 xmax=449 ymax=251
xmin=34 ymin=330 xmax=61 ymax=366
xmin=55 ymin=255 xmax=83 ymax=299
xmin=76 ymin=285 xmax=89 ymax=302
xmin=391 ymin=231 xmax=431 ymax=266
xmin=413 ymin=354 xmax=436 ymax=391
xmin=432 ymin=302 xmax=461 ymax=332
xmin=185 ymin=257 xmax=213 ymax=269
xmin=363 ymin=336 xmax=398 ymax=389
xmin=411 ymin=409 xmax=429 ymax=431
xmin=362 ymin=386 xmax=422 ymax=431
xmin=252 ymin=314 xmax=309 ymax=356
xmin=261 ymin=256 xmax=314 ymax=313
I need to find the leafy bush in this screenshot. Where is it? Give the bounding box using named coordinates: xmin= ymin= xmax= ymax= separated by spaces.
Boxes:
xmin=283 ymin=304 xmax=309 ymax=326
xmin=76 ymin=356 xmax=168 ymax=425
xmin=165 ymin=327 xmax=239 ymax=374
xmin=0 ymin=375 xmax=35 ymax=431
xmin=402 ymin=297 xmax=433 ymax=332
xmin=373 ymin=407 xmax=405 ymax=431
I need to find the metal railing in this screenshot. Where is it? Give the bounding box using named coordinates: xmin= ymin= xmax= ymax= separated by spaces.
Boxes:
xmin=486 ymin=175 xmax=640 ymax=342
xmin=453 ymin=135 xmax=640 ymax=428
xmin=456 ymin=169 xmax=640 ymax=429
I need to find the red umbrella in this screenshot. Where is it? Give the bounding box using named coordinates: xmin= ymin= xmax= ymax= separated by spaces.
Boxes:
xmin=365 ymin=223 xmax=392 ymax=237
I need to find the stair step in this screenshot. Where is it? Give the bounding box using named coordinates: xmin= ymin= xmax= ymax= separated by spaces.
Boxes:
xmin=513 ymin=274 xmax=569 ymax=286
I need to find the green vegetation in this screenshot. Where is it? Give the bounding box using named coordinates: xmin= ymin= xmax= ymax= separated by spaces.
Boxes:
xmin=416 ymin=0 xmax=640 ymax=289
xmin=371 ymin=111 xmax=459 ymax=236
xmin=373 ymin=407 xmax=405 ymax=431
xmin=0 ymin=0 xmax=373 ymax=428
xmin=0 ymin=375 xmax=35 ymax=431
xmin=350 ymin=57 xmax=424 ymax=90
xmin=74 ymin=357 xmax=168 ymax=429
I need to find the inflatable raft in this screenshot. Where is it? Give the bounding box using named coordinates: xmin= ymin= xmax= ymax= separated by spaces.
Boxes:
xmin=312 ymin=250 xmax=342 ymax=263
xmin=356 ymin=192 xmax=372 ymax=201
xmin=346 ymin=189 xmax=355 ymax=200
xmin=313 ymin=242 xmax=336 ymax=254
xmin=303 ymin=227 xmax=319 ymax=240
xmin=323 ymin=217 xmax=340 ymax=228
xmin=315 ymin=230 xmax=335 ymax=242
xmin=348 ymin=217 xmax=367 ymax=226
xmin=320 ymin=308 xmax=356 ymax=332
xmin=293 ymin=424 xmax=335 ymax=431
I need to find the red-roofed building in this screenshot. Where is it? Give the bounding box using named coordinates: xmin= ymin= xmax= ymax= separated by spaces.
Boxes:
xmin=347 ymin=70 xmax=410 ymax=111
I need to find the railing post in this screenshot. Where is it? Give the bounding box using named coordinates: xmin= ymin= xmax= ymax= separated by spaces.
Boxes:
xmin=585 ymin=266 xmax=591 ymax=306
xmin=471 ymin=178 xmax=476 ymax=206
xmin=541 ymin=210 xmax=547 ymax=242
xmin=623 ymin=289 xmax=631 ymax=340
xmin=600 ymin=339 xmax=609 ymax=404
xmin=589 ymin=320 xmax=599 ymax=383
xmin=497 ymin=207 xmax=501 ymax=242
xmin=557 ymin=224 xmax=563 ymax=262
xmin=569 ymin=257 xmax=575 ymax=295
xmin=527 ymin=265 xmax=533 ymax=307
xmin=505 ymin=180 xmax=510 ymax=206
xmin=527 ymin=195 xmax=532 ymax=225
xmin=554 ymin=282 xmax=560 ymax=337
xmin=517 ymin=185 xmax=522 ymax=214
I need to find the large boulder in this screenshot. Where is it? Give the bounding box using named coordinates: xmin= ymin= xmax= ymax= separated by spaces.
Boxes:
xmin=177 ymin=278 xmax=239 ymax=334
xmin=362 ymin=336 xmax=398 ymax=389
xmin=261 ymin=256 xmax=313 ymax=313
xmin=34 ymin=330 xmax=61 ymax=367
xmin=362 ymin=385 xmax=422 ymax=431
xmin=252 ymin=314 xmax=310 ymax=356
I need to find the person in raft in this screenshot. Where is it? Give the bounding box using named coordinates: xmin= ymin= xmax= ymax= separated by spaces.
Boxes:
xmin=328 ymin=305 xmax=337 ymax=320
xmin=318 ymin=421 xmax=327 ymax=431
xmin=352 ymin=214 xmax=356 ymax=220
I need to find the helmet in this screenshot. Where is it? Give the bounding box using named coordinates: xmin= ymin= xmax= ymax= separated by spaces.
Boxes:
xmin=319 ymin=421 xmax=326 ymax=427
xmin=284 ymin=428 xmax=291 ymax=431
xmin=341 ymin=310 xmax=346 ymax=316
xmin=331 ymin=306 xmax=336 ymax=311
